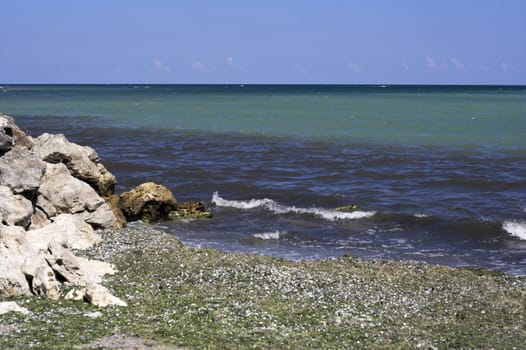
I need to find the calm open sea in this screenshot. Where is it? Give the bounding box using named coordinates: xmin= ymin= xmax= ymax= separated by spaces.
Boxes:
xmin=2 ymin=84 xmax=526 ymax=275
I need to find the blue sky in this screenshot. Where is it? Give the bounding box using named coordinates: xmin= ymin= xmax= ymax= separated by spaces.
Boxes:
xmin=1 ymin=1 xmax=525 ymax=84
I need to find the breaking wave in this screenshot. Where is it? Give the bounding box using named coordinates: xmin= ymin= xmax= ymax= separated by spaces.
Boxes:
xmin=503 ymin=221 xmax=526 ymax=241
xmin=252 ymin=231 xmax=282 ymax=240
xmin=211 ymin=192 xmax=375 ymax=221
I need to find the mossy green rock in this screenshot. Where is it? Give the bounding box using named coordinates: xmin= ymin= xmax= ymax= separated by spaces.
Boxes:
xmin=335 ymin=204 xmax=359 ymax=212
xmin=168 ymin=202 xmax=212 ymax=220
xmin=118 ymin=182 xmax=177 ymax=222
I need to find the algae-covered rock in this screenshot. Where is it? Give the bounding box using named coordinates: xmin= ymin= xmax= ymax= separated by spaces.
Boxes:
xmin=119 ymin=182 xmax=177 ymax=222
xmin=335 ymin=204 xmax=359 ymax=212
xmin=168 ymin=201 xmax=212 ymax=220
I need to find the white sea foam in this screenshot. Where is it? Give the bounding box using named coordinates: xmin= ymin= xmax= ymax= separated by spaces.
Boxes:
xmin=212 ymin=192 xmax=375 ymax=221
xmin=212 ymin=192 xmax=275 ymax=209
xmin=252 ymin=231 xmax=281 ymax=240
xmin=503 ymin=221 xmax=526 ymax=241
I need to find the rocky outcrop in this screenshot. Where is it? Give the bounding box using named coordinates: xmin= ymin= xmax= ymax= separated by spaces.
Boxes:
xmin=0 ymin=114 xmax=120 ymax=231
xmin=0 ymin=114 xmax=210 ymax=307
xmin=0 ymin=114 xmax=124 ymax=306
xmin=119 ymin=182 xmax=178 ymax=222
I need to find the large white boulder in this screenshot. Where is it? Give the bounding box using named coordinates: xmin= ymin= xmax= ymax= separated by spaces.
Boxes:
xmin=25 ymin=214 xmax=101 ymax=251
xmin=37 ymin=163 xmax=118 ymax=229
xmin=34 ymin=133 xmax=116 ymax=196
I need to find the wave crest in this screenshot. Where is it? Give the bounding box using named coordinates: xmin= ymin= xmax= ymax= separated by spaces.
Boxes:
xmin=252 ymin=231 xmax=281 ymax=240
xmin=503 ymin=221 xmax=526 ymax=240
xmin=212 ymin=192 xmax=375 ymax=221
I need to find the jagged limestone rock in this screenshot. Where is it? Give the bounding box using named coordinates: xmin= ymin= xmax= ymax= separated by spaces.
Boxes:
xmin=37 ymin=163 xmax=118 ymax=229
xmin=0 ymin=116 xmax=123 ymax=305
xmin=34 ymin=133 xmax=116 ymax=196
xmin=0 ymin=114 xmax=33 ymax=155
xmin=25 ymin=214 xmax=101 ymax=251
xmin=0 ymin=146 xmax=45 ymax=195
xmin=0 ymin=185 xmax=33 ymax=228
xmin=22 ymin=258 xmax=60 ymax=300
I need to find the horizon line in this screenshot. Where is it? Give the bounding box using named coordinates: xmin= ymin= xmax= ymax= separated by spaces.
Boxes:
xmin=2 ymin=82 xmax=525 ymax=87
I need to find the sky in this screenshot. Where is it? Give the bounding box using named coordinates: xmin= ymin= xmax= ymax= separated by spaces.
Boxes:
xmin=1 ymin=0 xmax=525 ymax=84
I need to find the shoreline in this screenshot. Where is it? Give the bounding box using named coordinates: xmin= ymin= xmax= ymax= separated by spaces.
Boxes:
xmin=2 ymin=223 xmax=525 ymax=349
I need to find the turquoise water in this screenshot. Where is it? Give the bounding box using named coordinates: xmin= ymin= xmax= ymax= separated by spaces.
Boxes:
xmin=3 ymin=84 xmax=526 ymax=274
xmin=2 ymin=84 xmax=525 ymax=150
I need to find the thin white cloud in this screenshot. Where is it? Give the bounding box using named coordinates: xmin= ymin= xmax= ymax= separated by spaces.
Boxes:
xmin=225 ymin=56 xmax=247 ymax=72
xmin=500 ymin=62 xmax=509 ymax=72
xmin=294 ymin=64 xmax=309 ymax=75
xmin=192 ymin=61 xmax=207 ymax=71
xmin=451 ymin=57 xmax=465 ymax=70
xmin=402 ymin=61 xmax=409 ymax=71
xmin=425 ymin=56 xmax=448 ymax=70
xmin=346 ymin=61 xmax=363 ymax=73
xmin=153 ymin=59 xmax=170 ymax=72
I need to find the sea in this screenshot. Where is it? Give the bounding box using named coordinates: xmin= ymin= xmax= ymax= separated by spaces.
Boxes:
xmin=1 ymin=84 xmax=526 ymax=275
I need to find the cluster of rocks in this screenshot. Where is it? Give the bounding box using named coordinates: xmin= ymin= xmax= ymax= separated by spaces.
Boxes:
xmin=0 ymin=114 xmax=209 ymax=307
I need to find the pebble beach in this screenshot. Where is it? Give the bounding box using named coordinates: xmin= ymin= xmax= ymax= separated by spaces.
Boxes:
xmin=2 ymin=222 xmax=525 ymax=349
